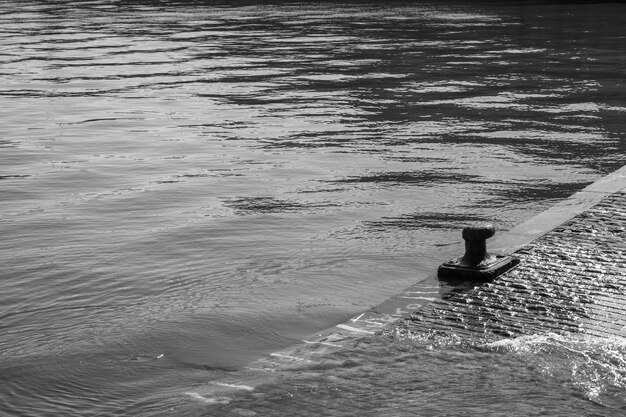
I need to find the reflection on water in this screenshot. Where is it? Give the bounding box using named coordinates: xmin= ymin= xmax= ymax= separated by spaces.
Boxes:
xmin=1 ymin=0 xmax=625 ymax=415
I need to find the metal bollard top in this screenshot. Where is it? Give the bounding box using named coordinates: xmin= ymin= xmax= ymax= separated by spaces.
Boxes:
xmin=462 ymin=223 xmax=495 ymax=241
xmin=438 ymin=221 xmax=519 ymax=281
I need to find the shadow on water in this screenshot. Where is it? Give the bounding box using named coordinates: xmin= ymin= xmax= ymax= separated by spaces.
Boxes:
xmin=2 ymin=0 xmax=626 ymax=415
xmin=224 ymin=196 xmax=340 ymax=214
xmin=365 ymin=212 xmax=491 ymax=231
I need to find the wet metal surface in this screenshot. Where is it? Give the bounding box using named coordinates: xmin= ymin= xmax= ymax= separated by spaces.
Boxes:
xmin=437 ymin=222 xmax=520 ymax=281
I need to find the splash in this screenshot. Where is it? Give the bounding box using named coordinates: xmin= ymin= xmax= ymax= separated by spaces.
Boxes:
xmin=484 ymin=333 xmax=626 ymax=406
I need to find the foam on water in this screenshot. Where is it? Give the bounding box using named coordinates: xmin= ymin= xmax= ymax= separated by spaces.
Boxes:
xmin=2 ymin=0 xmax=626 ymax=415
xmin=177 ymin=330 xmax=626 ymax=416
xmin=485 ymin=333 xmax=626 ymax=406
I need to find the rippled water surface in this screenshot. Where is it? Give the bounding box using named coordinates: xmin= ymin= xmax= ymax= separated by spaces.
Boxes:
xmin=1 ymin=0 xmax=625 ymax=415
xmin=194 ymin=332 xmax=626 ymax=417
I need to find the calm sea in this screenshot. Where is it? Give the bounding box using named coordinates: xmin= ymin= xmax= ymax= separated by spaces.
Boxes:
xmin=1 ymin=0 xmax=625 ymax=415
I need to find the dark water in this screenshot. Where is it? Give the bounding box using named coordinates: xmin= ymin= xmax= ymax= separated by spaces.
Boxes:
xmin=1 ymin=0 xmax=625 ymax=415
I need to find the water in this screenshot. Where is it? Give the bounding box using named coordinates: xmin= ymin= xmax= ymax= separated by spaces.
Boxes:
xmin=1 ymin=0 xmax=625 ymax=415
xmin=192 ymin=332 xmax=626 ymax=416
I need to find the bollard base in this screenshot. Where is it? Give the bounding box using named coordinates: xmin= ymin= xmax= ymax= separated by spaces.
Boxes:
xmin=437 ymin=254 xmax=520 ymax=282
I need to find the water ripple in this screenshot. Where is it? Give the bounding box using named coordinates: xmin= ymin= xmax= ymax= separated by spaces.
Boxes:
xmin=2 ymin=0 xmax=626 ymax=415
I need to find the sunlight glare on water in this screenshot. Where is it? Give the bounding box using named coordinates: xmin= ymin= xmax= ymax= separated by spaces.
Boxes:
xmin=1 ymin=0 xmax=625 ymax=415
xmin=184 ymin=332 xmax=626 ymax=416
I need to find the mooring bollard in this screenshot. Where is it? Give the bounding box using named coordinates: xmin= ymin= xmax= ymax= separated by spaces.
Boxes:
xmin=438 ymin=223 xmax=519 ymax=281
xmin=461 ymin=223 xmax=495 ymax=267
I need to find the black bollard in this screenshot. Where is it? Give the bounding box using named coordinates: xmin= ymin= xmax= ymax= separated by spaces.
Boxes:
xmin=461 ymin=223 xmax=495 ymax=267
xmin=438 ymin=223 xmax=519 ymax=281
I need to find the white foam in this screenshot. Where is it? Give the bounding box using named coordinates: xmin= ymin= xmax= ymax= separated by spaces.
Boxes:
xmin=485 ymin=333 xmax=626 ymax=352
xmin=185 ymin=391 xmax=231 ymax=404
xmin=269 ymin=352 xmax=312 ymax=362
xmin=336 ymin=324 xmax=375 ymax=334
xmin=351 ymin=312 xmax=365 ymax=322
xmin=212 ymin=381 xmax=254 ymax=391
xmin=302 ymin=340 xmax=343 ymax=348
